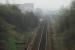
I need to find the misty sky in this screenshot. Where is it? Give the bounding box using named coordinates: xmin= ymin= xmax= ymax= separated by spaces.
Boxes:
xmin=0 ymin=0 xmax=72 ymax=10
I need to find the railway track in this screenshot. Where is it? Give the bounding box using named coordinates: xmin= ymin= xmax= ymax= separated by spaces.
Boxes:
xmin=31 ymin=20 xmax=48 ymax=50
xmin=38 ymin=23 xmax=47 ymax=50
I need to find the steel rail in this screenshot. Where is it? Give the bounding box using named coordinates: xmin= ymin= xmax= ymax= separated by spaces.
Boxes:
xmin=37 ymin=22 xmax=46 ymax=50
xmin=38 ymin=22 xmax=48 ymax=50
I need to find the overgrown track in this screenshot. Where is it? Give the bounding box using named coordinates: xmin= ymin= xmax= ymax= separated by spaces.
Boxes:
xmin=31 ymin=21 xmax=48 ymax=50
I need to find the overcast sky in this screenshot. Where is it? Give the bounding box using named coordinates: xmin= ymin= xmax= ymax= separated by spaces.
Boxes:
xmin=0 ymin=0 xmax=72 ymax=10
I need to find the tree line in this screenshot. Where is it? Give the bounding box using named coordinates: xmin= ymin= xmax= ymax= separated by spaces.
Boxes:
xmin=0 ymin=5 xmax=39 ymax=50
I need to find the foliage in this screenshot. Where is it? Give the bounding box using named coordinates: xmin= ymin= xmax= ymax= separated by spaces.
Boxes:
xmin=57 ymin=1 xmax=75 ymax=50
xmin=0 ymin=5 xmax=39 ymax=50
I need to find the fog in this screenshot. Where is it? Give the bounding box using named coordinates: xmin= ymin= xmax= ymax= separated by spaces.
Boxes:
xmin=0 ymin=0 xmax=75 ymax=50
xmin=0 ymin=0 xmax=72 ymax=11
